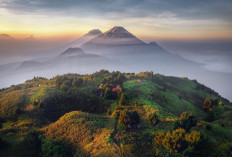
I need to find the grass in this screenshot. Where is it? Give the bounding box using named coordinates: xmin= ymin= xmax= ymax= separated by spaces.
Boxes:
xmin=42 ymin=111 xmax=117 ymax=156
xmin=2 ymin=121 xmax=14 ymax=129
xmin=123 ymin=77 xmax=207 ymax=119
xmin=0 ymin=71 xmax=231 ymax=157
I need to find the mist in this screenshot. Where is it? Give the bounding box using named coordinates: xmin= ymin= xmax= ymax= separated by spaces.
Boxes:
xmin=0 ymin=28 xmax=231 ymax=102
xmin=157 ymin=39 xmax=232 ymax=73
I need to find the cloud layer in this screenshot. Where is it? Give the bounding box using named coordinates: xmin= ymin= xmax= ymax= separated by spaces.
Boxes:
xmin=1 ymin=0 xmax=232 ymax=21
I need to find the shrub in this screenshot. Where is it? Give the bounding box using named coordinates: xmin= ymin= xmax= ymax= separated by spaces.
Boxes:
xmin=119 ymin=110 xmax=131 ymax=127
xmin=212 ymin=105 xmax=224 ymax=120
xmin=118 ymin=110 xmax=140 ymax=127
xmin=154 ymin=129 xmax=200 ymax=155
xmin=147 ymin=113 xmax=160 ymax=126
xmin=104 ymin=87 xmax=113 ymax=99
xmin=119 ymin=93 xmax=129 ymax=106
xmin=203 ymin=98 xmax=212 ymax=112
xmin=175 ymin=112 xmax=197 ymax=132
xmin=41 ymin=137 xmax=69 ymax=157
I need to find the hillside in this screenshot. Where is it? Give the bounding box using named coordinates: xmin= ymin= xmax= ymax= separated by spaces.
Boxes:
xmin=0 ymin=70 xmax=231 ymax=157
xmin=42 ymin=111 xmax=118 ymax=157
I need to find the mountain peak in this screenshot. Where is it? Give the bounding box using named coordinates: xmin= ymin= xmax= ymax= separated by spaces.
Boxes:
xmin=0 ymin=34 xmax=14 ymax=40
xmin=110 ymin=26 xmax=127 ymax=32
xmin=148 ymin=42 xmax=159 ymax=46
xmin=101 ymin=26 xmax=136 ymax=39
xmin=24 ymin=35 xmax=36 ymax=41
xmin=68 ymin=29 xmax=102 ymax=48
xmin=81 ymin=26 xmax=145 ymax=47
xmin=87 ymin=29 xmax=102 ymax=36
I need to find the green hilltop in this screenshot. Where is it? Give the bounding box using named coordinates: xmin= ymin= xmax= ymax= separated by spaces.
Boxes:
xmin=0 ymin=70 xmax=231 ymax=157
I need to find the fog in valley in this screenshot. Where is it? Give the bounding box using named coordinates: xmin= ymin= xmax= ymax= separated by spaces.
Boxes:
xmin=0 ymin=27 xmax=231 ymax=101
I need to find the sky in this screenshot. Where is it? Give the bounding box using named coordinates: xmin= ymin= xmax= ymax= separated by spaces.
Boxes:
xmin=0 ymin=0 xmax=232 ymax=40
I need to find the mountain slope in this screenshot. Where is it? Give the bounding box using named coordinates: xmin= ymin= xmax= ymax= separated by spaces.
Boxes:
xmin=0 ymin=71 xmax=230 ymax=121
xmin=0 ymin=34 xmax=14 ymax=40
xmin=42 ymin=111 xmax=118 ymax=157
xmin=80 ymin=26 xmax=170 ymax=60
xmin=59 ymin=48 xmax=86 ymax=57
xmin=0 ymin=71 xmax=231 ymax=157
xmin=81 ymin=26 xmax=145 ymax=48
xmin=68 ymin=29 xmax=103 ymax=48
xmin=0 ymin=27 xmax=231 ymax=102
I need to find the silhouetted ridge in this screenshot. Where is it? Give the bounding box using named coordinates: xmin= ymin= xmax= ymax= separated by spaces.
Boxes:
xmin=87 ymin=29 xmax=103 ymax=36
xmin=81 ymin=26 xmax=145 ymax=47
xmin=100 ymin=26 xmax=137 ymax=39
xmin=0 ymin=34 xmax=14 ymax=40
xmin=60 ymin=48 xmax=85 ymax=56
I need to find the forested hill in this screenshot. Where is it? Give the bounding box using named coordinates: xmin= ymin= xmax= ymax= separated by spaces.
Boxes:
xmin=0 ymin=70 xmax=231 ymax=157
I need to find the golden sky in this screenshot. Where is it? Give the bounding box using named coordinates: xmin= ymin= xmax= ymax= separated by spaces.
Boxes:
xmin=0 ymin=0 xmax=232 ymax=40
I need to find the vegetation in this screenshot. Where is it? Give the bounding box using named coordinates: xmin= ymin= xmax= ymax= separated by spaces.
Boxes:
xmin=147 ymin=113 xmax=160 ymax=126
xmin=174 ymin=112 xmax=197 ymax=132
xmin=154 ymin=128 xmax=200 ymax=156
xmin=0 ymin=70 xmax=231 ymax=157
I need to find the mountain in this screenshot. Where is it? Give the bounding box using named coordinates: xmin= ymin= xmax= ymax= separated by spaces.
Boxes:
xmin=0 ymin=34 xmax=14 ymax=40
xmin=68 ymin=29 xmax=103 ymax=48
xmin=80 ymin=27 xmax=171 ymax=65
xmin=80 ymin=26 xmax=198 ymax=71
xmin=87 ymin=29 xmax=103 ymax=36
xmin=0 ymin=26 xmax=231 ymax=102
xmin=0 ymin=71 xmax=231 ymax=157
xmin=59 ymin=48 xmax=86 ymax=57
xmin=81 ymin=26 xmax=167 ymax=56
xmin=23 ymin=35 xmax=36 ymax=41
xmin=81 ymin=27 xmax=232 ymax=102
xmin=81 ymin=26 xmax=145 ymax=48
xmin=17 ymin=61 xmax=40 ymax=70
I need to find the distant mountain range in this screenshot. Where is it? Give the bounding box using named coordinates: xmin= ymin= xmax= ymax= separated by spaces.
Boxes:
xmin=82 ymin=26 xmax=145 ymax=47
xmin=0 ymin=34 xmax=35 ymax=41
xmin=59 ymin=48 xmax=86 ymax=57
xmin=80 ymin=26 xmax=169 ymax=58
xmin=0 ymin=34 xmax=15 ymax=40
xmin=0 ymin=26 xmax=232 ymax=101
xmin=67 ymin=29 xmax=103 ymax=48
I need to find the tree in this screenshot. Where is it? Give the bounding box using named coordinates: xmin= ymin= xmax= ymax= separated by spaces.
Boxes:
xmin=41 ymin=137 xmax=68 ymax=157
xmin=118 ymin=110 xmax=140 ymax=127
xmin=104 ymin=87 xmax=112 ymax=99
xmin=72 ymin=78 xmax=83 ymax=88
xmin=14 ymin=107 xmax=21 ymax=115
xmin=147 ymin=113 xmax=160 ymax=126
xmin=211 ymin=99 xmax=219 ymax=106
xmin=212 ymin=105 xmax=224 ymax=120
xmin=185 ymin=130 xmax=200 ymax=147
xmin=162 ymin=128 xmax=188 ymax=154
xmin=119 ymin=110 xmax=131 ymax=127
xmin=117 ymin=90 xmax=122 ymax=99
xmin=155 ymin=129 xmax=200 ymax=155
xmin=203 ymin=98 xmax=212 ymax=111
xmin=119 ymin=93 xmax=129 ymax=106
xmin=175 ymin=112 xmax=196 ymax=132
xmin=129 ymin=111 xmax=140 ymax=125
xmin=179 ymin=111 xmax=188 ymax=121
xmin=60 ymin=80 xmax=72 ymax=91
xmin=154 ymin=132 xmax=165 ymax=146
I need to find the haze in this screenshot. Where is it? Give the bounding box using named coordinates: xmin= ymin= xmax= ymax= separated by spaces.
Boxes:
xmin=0 ymin=0 xmax=231 ymax=101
